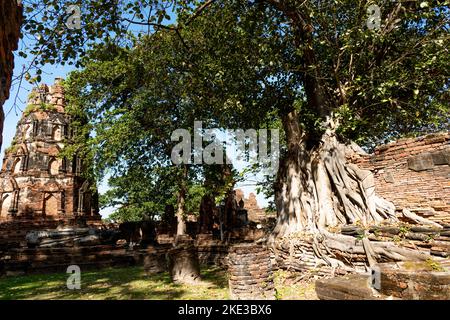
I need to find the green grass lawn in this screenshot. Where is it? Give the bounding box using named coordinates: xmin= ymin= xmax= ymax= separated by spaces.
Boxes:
xmin=0 ymin=266 xmax=317 ymax=300
xmin=0 ymin=266 xmax=230 ymax=300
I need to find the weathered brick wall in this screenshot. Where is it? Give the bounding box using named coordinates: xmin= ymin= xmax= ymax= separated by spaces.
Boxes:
xmin=0 ymin=0 xmax=23 ymax=149
xmin=227 ymin=243 xmax=275 ymax=300
xmin=0 ymin=80 xmax=100 ymax=222
xmin=235 ymin=189 xmax=275 ymax=222
xmin=349 ymin=132 xmax=450 ymax=225
xmin=0 ymin=245 xmax=168 ymax=276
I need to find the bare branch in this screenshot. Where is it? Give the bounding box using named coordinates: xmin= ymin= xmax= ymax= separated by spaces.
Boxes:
xmin=183 ymin=0 xmax=216 ymax=27
xmin=122 ymin=17 xmax=177 ymax=30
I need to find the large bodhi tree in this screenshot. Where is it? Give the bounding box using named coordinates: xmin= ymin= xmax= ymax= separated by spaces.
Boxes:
xmin=261 ymin=0 xmax=449 ymax=239
xmin=22 ymin=1 xmax=449 ymax=262
xmin=134 ymin=1 xmax=448 ymax=240
xmin=247 ymin=1 xmax=449 ymax=238
xmin=146 ymin=1 xmax=448 ymax=265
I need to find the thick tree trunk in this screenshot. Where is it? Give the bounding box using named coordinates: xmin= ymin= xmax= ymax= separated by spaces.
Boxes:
xmin=176 ymin=187 xmax=187 ymax=236
xmin=176 ymin=167 xmax=188 ymax=236
xmin=168 ymin=244 xmax=201 ymax=284
xmin=272 ymin=114 xmax=397 ymax=240
xmin=0 ymin=108 xmax=3 ymax=152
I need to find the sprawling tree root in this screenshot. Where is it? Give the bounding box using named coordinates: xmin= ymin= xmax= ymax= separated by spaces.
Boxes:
xmin=402 ymin=208 xmax=443 ymax=229
xmin=270 ymin=124 xmax=438 ymax=270
xmin=319 ymin=229 xmax=430 ymax=264
xmin=272 ymin=129 xmax=397 ymax=238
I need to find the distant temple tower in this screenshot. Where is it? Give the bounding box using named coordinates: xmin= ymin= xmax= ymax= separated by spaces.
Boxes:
xmin=0 ymin=78 xmax=99 ymax=222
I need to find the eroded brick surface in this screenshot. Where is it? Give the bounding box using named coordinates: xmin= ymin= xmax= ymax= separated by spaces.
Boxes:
xmin=0 ymin=0 xmax=22 ymax=106
xmin=0 ymin=80 xmax=100 ymax=226
xmin=349 ymin=133 xmax=450 ymax=225
xmin=228 ymin=243 xmax=275 ymax=300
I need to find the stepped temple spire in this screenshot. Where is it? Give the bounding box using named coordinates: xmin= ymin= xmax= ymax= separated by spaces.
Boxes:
xmin=0 ymin=79 xmax=100 ymax=222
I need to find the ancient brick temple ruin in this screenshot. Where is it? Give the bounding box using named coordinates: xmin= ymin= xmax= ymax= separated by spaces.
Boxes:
xmin=349 ymin=132 xmax=450 ymax=225
xmin=0 ymin=0 xmax=23 ymax=150
xmin=235 ymin=189 xmax=274 ymax=222
xmin=0 ymin=79 xmax=100 ymax=223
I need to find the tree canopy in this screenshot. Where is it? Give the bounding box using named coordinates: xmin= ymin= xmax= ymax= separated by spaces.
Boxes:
xmin=20 ymin=0 xmax=450 ymax=227
xmin=22 ymin=1 xmax=449 ymax=142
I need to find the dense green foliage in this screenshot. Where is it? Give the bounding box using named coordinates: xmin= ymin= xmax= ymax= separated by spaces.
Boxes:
xmin=23 ymin=1 xmax=449 ymax=141
xmin=22 ymin=0 xmax=449 ymax=221
xmin=63 ymin=32 xmax=235 ymax=221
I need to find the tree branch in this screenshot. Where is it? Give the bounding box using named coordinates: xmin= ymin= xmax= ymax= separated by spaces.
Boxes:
xmin=183 ymin=0 xmax=216 ymax=27
xmin=122 ymin=17 xmax=177 ymax=30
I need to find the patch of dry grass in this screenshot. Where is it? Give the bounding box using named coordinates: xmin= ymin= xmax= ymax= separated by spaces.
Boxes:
xmin=273 ymin=270 xmax=318 ymax=300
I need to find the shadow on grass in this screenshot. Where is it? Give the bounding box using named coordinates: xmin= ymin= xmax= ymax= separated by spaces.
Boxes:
xmin=0 ymin=265 xmax=229 ymax=300
xmin=200 ymin=265 xmax=229 ymax=288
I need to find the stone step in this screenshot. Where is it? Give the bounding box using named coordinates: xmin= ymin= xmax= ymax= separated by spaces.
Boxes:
xmin=376 ymin=260 xmax=450 ymax=300
xmin=315 ymin=274 xmax=387 ymax=300
xmin=316 ymin=260 xmax=450 ymax=300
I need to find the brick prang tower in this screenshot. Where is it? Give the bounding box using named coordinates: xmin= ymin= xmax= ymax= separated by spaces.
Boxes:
xmin=0 ymin=78 xmax=100 ymax=223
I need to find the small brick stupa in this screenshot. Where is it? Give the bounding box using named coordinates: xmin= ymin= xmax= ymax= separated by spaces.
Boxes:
xmin=0 ymin=78 xmax=100 ymax=223
xmin=235 ymin=189 xmax=268 ymax=222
